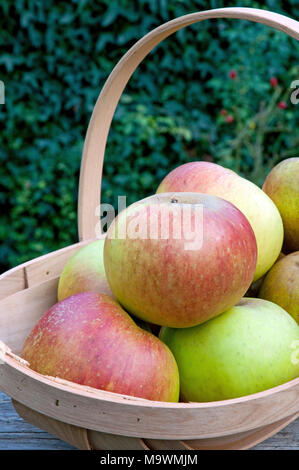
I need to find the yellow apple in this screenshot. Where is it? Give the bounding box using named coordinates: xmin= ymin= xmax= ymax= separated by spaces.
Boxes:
xmin=259 ymin=251 xmax=299 ymax=324
xmin=263 ymin=158 xmax=299 ymax=253
xmin=58 ymin=239 xmax=112 ymax=301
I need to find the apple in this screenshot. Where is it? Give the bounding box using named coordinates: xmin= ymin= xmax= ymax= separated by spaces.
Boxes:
xmin=263 ymin=158 xmax=299 ymax=253
xmin=246 ymin=252 xmax=286 ymax=298
xmin=160 ymin=297 xmax=299 ymax=402
xmin=21 ymin=292 xmax=179 ymax=402
xmin=104 ymin=192 xmax=257 ymax=328
xmin=157 ymin=161 xmax=283 ymax=280
xmin=58 ymin=239 xmax=112 ymax=301
xmin=259 ymin=251 xmax=299 ymax=324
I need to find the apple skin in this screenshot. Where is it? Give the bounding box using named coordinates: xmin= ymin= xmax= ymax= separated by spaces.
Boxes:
xmin=58 ymin=239 xmax=112 ymax=301
xmin=259 ymin=251 xmax=299 ymax=324
xmin=157 ymin=161 xmax=283 ymax=281
xmin=246 ymin=252 xmax=286 ymax=298
xmin=104 ymin=192 xmax=257 ymax=328
xmin=21 ymin=292 xmax=180 ymax=402
xmin=262 ymin=158 xmax=299 ymax=253
xmin=160 ymin=298 xmax=299 ymax=402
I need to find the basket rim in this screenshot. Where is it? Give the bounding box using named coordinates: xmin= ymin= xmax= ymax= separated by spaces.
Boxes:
xmin=1 ymin=344 xmax=299 ymax=409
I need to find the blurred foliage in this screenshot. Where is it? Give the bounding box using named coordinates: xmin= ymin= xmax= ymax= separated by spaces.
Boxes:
xmin=0 ymin=0 xmax=298 ymax=272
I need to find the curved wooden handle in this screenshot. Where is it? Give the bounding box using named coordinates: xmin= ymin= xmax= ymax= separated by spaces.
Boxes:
xmin=78 ymin=7 xmax=299 ymax=241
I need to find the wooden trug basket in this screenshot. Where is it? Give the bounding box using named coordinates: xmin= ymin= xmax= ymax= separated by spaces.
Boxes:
xmin=0 ymin=8 xmax=298 ymax=450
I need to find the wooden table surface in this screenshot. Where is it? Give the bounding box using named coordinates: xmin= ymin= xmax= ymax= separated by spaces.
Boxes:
xmin=0 ymin=390 xmax=298 ymax=450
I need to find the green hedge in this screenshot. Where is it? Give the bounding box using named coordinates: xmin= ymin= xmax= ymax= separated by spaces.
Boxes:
xmin=0 ymin=0 xmax=298 ymax=272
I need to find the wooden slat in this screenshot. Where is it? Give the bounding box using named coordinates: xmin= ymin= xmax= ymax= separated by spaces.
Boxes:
xmin=0 ymin=278 xmax=59 ymax=354
xmin=181 ymin=414 xmax=299 ymax=450
xmin=0 ymin=391 xmax=74 ymax=450
xmin=0 ymin=391 xmax=298 ymax=449
xmin=0 ymin=269 xmax=25 ymax=301
xmin=25 ymin=239 xmax=97 ymax=287
xmin=13 ymin=401 xmax=91 ymax=450
xmin=0 ymin=239 xmax=100 ymax=301
xmin=88 ymin=430 xmax=148 ymax=450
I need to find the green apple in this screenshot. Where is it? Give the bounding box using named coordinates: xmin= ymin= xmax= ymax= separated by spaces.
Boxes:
xmin=259 ymin=251 xmax=299 ymax=324
xmin=58 ymin=239 xmax=112 ymax=301
xmin=157 ymin=161 xmax=284 ymax=280
xmin=263 ymin=158 xmax=299 ymax=253
xmin=160 ymin=298 xmax=299 ymax=402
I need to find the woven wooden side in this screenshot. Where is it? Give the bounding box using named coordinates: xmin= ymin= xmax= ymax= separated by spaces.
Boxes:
xmin=13 ymin=401 xmax=298 ymax=450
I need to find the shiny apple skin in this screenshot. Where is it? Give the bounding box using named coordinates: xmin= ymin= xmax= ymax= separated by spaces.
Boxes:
xmin=22 ymin=292 xmax=180 ymax=402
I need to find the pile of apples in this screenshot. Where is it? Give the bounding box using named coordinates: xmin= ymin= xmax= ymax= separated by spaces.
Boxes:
xmin=22 ymin=158 xmax=299 ymax=403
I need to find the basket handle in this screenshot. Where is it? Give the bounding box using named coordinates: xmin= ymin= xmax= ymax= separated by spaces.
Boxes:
xmin=78 ymin=7 xmax=299 ymax=241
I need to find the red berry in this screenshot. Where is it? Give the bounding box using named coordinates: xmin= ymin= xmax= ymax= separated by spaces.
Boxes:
xmin=226 ymin=115 xmax=234 ymax=123
xmin=220 ymin=109 xmax=227 ymax=115
xmin=229 ymin=70 xmax=237 ymax=79
xmin=277 ymin=101 xmax=287 ymax=109
xmin=270 ymin=77 xmax=278 ymax=88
